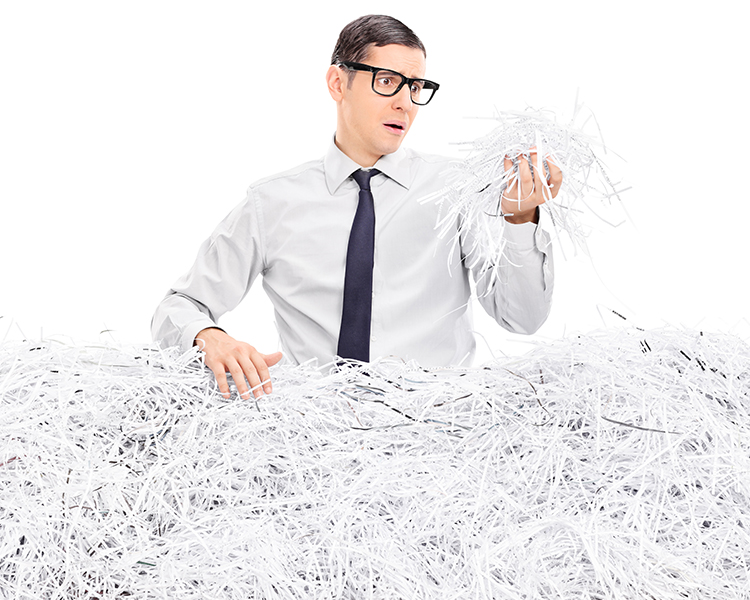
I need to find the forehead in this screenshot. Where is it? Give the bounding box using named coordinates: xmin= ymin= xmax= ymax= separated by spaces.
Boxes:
xmin=363 ymin=44 xmax=427 ymax=78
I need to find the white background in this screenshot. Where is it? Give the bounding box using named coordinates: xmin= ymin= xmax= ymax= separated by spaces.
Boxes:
xmin=2 ymin=1 xmax=748 ymax=361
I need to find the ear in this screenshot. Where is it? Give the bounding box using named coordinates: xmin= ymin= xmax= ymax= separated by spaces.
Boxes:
xmin=326 ymin=64 xmax=345 ymax=102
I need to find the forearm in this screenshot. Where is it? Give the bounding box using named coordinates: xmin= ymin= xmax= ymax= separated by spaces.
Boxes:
xmin=474 ymin=220 xmax=554 ymax=334
xmin=151 ymin=291 xmax=223 ymax=353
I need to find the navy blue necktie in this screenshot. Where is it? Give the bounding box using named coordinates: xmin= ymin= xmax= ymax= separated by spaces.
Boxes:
xmin=337 ymin=168 xmax=380 ymax=361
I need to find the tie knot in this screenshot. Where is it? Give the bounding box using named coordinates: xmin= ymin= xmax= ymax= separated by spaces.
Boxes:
xmin=351 ymin=168 xmax=380 ymax=192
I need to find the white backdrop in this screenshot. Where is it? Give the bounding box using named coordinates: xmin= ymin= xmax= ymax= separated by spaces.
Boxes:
xmin=2 ymin=1 xmax=748 ymax=362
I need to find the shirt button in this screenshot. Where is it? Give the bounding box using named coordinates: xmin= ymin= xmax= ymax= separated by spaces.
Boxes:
xmin=371 ymin=335 xmax=377 ymax=342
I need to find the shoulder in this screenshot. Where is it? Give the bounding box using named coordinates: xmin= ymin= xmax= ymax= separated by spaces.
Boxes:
xmin=402 ymin=147 xmax=454 ymax=168
xmin=394 ymin=147 xmax=457 ymax=191
xmin=247 ymin=156 xmax=325 ymax=193
xmin=218 ymin=157 xmax=325 ymax=232
xmin=401 ymin=147 xmax=457 ymax=184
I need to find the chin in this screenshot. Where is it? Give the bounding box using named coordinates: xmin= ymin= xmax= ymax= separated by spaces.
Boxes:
xmin=379 ymin=138 xmax=405 ymax=157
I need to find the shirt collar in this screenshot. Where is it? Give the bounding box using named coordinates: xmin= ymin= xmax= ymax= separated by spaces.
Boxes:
xmin=324 ymin=135 xmax=412 ymax=194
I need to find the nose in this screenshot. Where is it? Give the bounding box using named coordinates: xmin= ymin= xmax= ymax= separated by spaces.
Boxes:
xmin=392 ymin=83 xmax=415 ymax=111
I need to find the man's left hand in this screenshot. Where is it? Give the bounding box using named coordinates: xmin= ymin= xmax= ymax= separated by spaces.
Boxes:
xmin=501 ymin=150 xmax=562 ymax=224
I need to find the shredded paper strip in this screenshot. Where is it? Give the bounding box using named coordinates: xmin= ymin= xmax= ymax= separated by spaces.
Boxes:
xmin=2 ymin=327 xmax=750 ymax=598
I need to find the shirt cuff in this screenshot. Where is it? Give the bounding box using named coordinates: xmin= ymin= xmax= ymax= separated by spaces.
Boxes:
xmin=504 ymin=210 xmax=552 ymax=254
xmin=503 ymin=219 xmax=539 ymax=251
xmin=182 ymin=320 xmax=224 ymax=354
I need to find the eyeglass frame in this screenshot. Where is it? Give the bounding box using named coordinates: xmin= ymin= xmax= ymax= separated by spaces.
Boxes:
xmin=338 ymin=61 xmax=440 ymax=106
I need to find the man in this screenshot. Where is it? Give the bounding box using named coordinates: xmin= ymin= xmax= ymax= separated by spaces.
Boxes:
xmin=152 ymin=15 xmax=560 ymax=401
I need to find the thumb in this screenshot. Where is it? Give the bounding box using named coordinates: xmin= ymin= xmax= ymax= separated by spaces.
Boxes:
xmin=262 ymin=351 xmax=283 ymax=367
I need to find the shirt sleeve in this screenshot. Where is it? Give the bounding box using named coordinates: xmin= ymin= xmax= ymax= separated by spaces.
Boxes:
xmin=465 ymin=212 xmax=554 ymax=335
xmin=151 ymin=188 xmax=266 ymax=352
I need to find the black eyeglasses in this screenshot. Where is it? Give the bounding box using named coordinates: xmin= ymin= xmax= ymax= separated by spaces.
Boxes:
xmin=339 ymin=61 xmax=440 ymax=106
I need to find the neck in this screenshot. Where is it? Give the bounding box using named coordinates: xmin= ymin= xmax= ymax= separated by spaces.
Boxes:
xmin=333 ymin=133 xmax=381 ymax=168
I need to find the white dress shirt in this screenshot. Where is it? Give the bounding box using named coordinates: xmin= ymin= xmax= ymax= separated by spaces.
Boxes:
xmin=152 ymin=139 xmax=554 ymax=366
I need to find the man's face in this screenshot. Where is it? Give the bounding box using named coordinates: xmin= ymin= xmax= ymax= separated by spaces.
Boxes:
xmin=332 ymin=44 xmax=426 ymax=167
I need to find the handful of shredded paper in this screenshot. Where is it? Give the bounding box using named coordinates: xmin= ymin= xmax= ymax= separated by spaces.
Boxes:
xmin=425 ymin=103 xmax=629 ymax=280
xmin=2 ymin=327 xmax=749 ymax=598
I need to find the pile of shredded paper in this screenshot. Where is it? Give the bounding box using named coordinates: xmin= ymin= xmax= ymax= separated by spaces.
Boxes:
xmin=2 ymin=327 xmax=749 ymax=598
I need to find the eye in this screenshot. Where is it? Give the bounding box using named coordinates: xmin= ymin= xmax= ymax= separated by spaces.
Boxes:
xmin=376 ymin=76 xmax=397 ymax=88
xmin=373 ymin=70 xmax=401 ymax=93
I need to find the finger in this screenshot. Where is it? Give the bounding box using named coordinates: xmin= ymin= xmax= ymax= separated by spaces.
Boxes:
xmin=527 ymin=146 xmax=549 ymax=181
xmin=208 ymin=363 xmax=232 ymax=399
xmin=230 ymin=355 xmax=260 ymax=399
xmin=515 ymin=154 xmax=535 ymax=203
xmin=246 ymin=351 xmax=271 ymax=396
xmin=526 ymin=152 xmax=535 ymax=181
xmin=531 ymin=153 xmax=550 ymax=205
xmin=259 ymin=351 xmax=283 ymax=394
xmin=503 ymin=156 xmax=518 ymax=201
xmin=263 ymin=351 xmax=283 ymax=367
xmin=546 ymin=157 xmax=563 ymax=199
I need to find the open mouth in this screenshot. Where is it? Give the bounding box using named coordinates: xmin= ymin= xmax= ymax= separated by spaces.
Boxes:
xmin=384 ymin=122 xmax=405 ymax=133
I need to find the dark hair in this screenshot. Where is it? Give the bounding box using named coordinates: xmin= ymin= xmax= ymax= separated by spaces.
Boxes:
xmin=331 ymin=15 xmax=426 ymax=65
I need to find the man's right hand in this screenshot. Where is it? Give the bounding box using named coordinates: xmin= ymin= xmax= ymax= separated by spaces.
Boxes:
xmin=195 ymin=327 xmax=283 ymax=400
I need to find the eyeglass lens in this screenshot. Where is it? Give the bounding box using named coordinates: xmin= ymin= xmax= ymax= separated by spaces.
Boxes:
xmin=372 ymin=70 xmax=436 ymax=105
